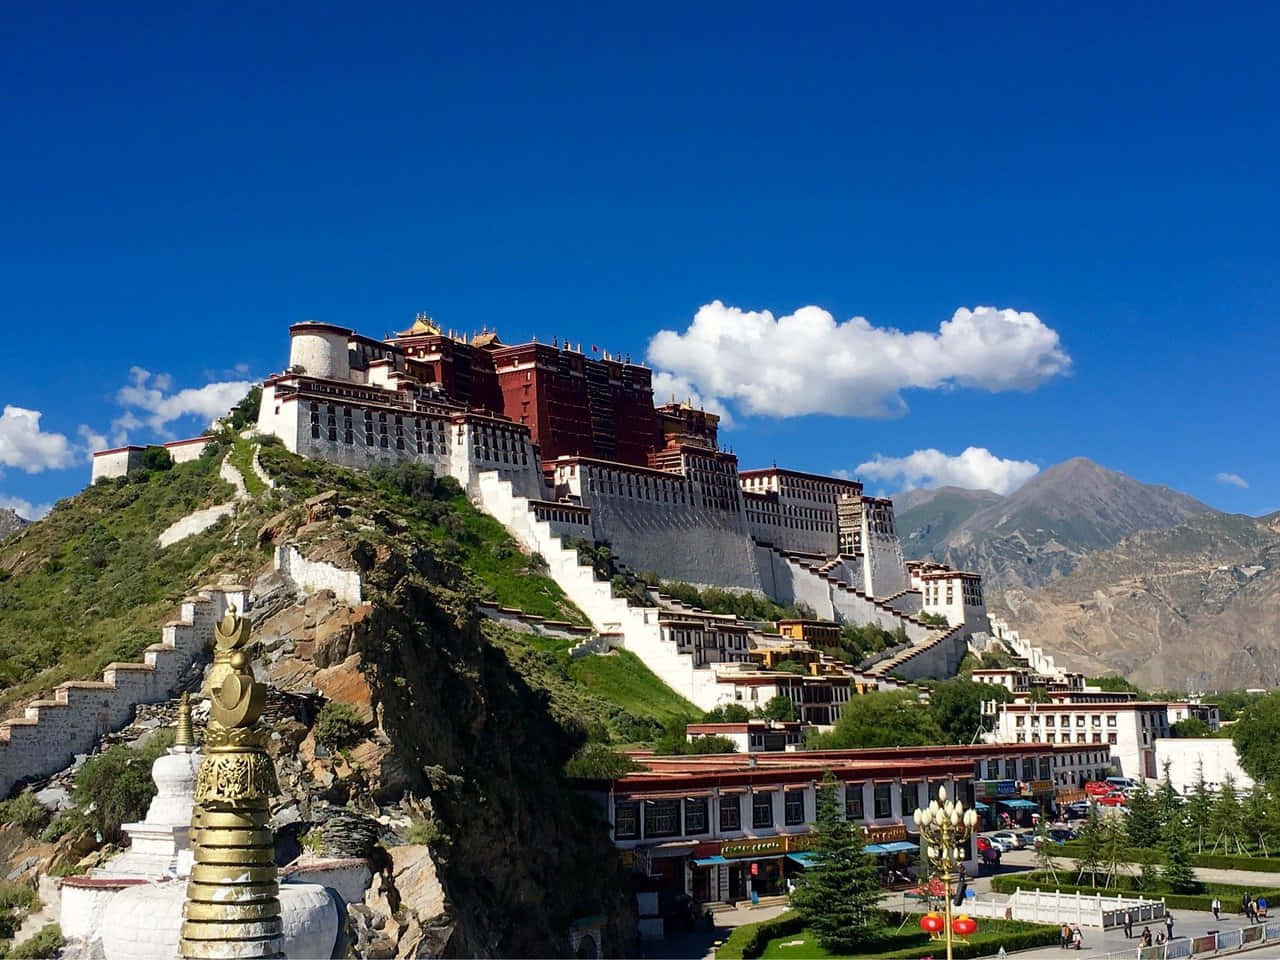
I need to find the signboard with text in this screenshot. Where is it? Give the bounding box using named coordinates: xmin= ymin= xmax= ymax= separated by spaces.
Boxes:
xmin=979 ymin=780 xmax=1017 ymax=798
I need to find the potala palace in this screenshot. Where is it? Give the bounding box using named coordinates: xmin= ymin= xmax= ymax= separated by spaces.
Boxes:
xmin=92 ymin=317 xmax=987 ymax=718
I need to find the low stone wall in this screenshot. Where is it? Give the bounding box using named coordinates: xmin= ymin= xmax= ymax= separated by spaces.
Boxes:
xmin=474 ymin=601 xmax=593 ymax=641
xmin=0 ymin=585 xmax=247 ymax=796
xmin=275 ymin=545 xmax=362 ymax=605
xmin=251 ymin=444 xmax=278 ymax=490
xmin=157 ymin=502 xmax=235 ymax=548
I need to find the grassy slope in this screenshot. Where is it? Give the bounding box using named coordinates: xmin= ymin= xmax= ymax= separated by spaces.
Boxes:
xmin=0 ymin=441 xmax=700 ymax=749
xmin=568 ymin=651 xmax=698 ymax=727
xmin=0 ymin=448 xmax=261 ymax=710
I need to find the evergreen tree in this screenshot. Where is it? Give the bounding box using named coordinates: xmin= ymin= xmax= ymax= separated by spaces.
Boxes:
xmin=1126 ymin=780 xmax=1161 ymax=849
xmin=1075 ymin=805 xmax=1106 ymax=887
xmin=1155 ymin=763 xmax=1182 ymax=844
xmin=1100 ymin=813 xmax=1130 ymax=889
xmin=1163 ymin=830 xmax=1199 ymax=894
xmin=1186 ymin=763 xmax=1214 ymax=853
xmin=1033 ymin=818 xmax=1059 ymax=883
xmin=1240 ymin=786 xmax=1272 ymax=856
xmin=1210 ymin=774 xmax=1246 ymax=855
xmin=791 ymin=772 xmax=884 ymax=952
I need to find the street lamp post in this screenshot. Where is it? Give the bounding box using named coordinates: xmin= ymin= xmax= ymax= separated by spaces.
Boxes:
xmin=913 ymin=786 xmax=980 ymax=960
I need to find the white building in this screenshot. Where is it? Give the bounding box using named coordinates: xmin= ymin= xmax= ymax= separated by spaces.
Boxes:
xmin=921 ymin=569 xmax=988 ymax=637
xmin=1154 ymin=738 xmax=1252 ymax=794
xmin=684 ymin=721 xmax=807 ymax=753
xmin=991 ymin=701 xmax=1171 ymax=780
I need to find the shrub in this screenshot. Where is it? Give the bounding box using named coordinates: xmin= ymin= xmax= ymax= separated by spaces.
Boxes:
xmin=7 ymin=922 xmax=63 ymax=958
xmin=39 ymin=809 xmax=84 ymax=844
xmin=72 ymin=742 xmax=161 ymax=843
xmin=404 ymin=817 xmax=447 ymax=846
xmin=313 ymin=701 xmax=366 ymax=750
xmin=717 ymin=910 xmax=804 ymax=959
xmin=228 ymin=386 xmax=262 ymax=431
xmin=0 ymin=792 xmax=48 ymax=836
xmin=140 ymin=446 xmax=172 ymax=473
xmin=564 ymin=743 xmax=641 ymax=779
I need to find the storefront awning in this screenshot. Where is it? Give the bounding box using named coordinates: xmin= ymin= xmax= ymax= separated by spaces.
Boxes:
xmin=864 ymin=843 xmax=888 ymax=854
xmin=974 ymin=802 xmax=990 ymax=811
xmin=999 ymin=798 xmax=1038 ymax=809
xmin=693 ymin=856 xmax=728 ymax=866
xmin=787 ymin=852 xmax=819 ymax=867
xmin=880 ymin=841 xmax=919 ymax=854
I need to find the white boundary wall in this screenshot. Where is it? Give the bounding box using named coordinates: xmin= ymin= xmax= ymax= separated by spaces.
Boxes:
xmin=0 ymin=585 xmax=247 ymax=795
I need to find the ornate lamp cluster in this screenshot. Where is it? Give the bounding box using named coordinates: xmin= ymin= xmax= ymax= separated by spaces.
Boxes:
xmin=913 ymin=786 xmax=980 ymax=960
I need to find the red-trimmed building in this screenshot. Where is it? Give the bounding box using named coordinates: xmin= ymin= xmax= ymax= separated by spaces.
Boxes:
xmin=577 ymin=742 xmax=1069 ymax=920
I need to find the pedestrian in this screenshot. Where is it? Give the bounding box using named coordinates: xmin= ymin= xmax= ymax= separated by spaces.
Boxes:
xmin=1248 ymin=899 xmax=1258 ymax=923
xmin=1260 ymin=896 xmax=1269 ymax=919
xmin=1060 ymin=922 xmax=1071 ymax=949
xmin=1156 ymin=932 xmax=1167 ymax=946
xmin=1123 ymin=910 xmax=1133 ymax=939
xmin=1141 ymin=926 xmax=1153 ymax=947
xmin=1072 ymin=925 xmax=1083 ymax=950
xmin=1212 ymin=896 xmax=1221 ymax=921
xmin=1165 ymin=912 xmax=1174 ymax=940
xmin=1242 ymin=893 xmax=1251 ymax=916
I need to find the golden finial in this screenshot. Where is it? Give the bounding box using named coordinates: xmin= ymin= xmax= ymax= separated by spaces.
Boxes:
xmin=174 ymin=692 xmax=194 ymax=750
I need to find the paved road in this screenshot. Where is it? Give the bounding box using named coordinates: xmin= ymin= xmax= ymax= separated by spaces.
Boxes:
xmin=1011 ymin=909 xmax=1261 ymax=958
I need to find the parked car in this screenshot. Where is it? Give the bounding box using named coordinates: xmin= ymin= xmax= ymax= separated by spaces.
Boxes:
xmin=1049 ymin=827 xmax=1076 ymax=842
xmin=990 ymin=830 xmax=1026 ymax=850
xmin=1106 ymin=776 xmax=1139 ymax=792
xmin=981 ymin=834 xmax=1012 ymax=853
xmin=1097 ymin=792 xmax=1127 ymax=807
xmin=976 ymin=836 xmax=1003 ymax=865
xmin=1084 ymin=781 xmax=1112 ymax=797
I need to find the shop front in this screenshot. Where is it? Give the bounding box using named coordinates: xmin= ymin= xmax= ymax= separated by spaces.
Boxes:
xmin=691 ymin=835 xmax=811 ymax=904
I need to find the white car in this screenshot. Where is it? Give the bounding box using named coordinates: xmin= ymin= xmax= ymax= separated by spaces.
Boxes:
xmin=990 ymin=830 xmax=1026 ymax=850
xmin=982 ymin=834 xmax=1013 ymax=853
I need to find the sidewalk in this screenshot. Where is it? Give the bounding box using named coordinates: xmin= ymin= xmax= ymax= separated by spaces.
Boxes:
xmin=1011 ymin=908 xmax=1259 ymax=958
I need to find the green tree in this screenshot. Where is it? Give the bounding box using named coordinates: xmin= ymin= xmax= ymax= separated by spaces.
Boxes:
xmin=140 ymin=445 xmax=172 ymax=473
xmin=809 ymin=690 xmax=944 ymax=749
xmin=791 ymin=772 xmax=883 ymax=953
xmin=1232 ymin=691 xmax=1280 ymax=785
xmin=1125 ymin=780 xmax=1161 ymax=849
xmin=228 ymin=385 xmax=262 ymax=431
xmin=757 ymin=695 xmax=799 ymax=722
xmin=1186 ymin=763 xmax=1214 ymax=853
xmin=1240 ymin=785 xmax=1275 ymax=856
xmin=1171 ymin=717 xmax=1212 ymax=738
xmin=1033 ymin=818 xmax=1060 ymax=883
xmin=1154 ymin=763 xmax=1182 ymax=843
xmin=1100 ymin=813 xmax=1130 ymax=889
xmin=702 ymin=703 xmax=750 ymax=723
xmin=1209 ymin=774 xmax=1246 ymax=855
xmin=927 ymin=680 xmax=1009 ymax=744
xmin=564 ymin=743 xmax=641 ymax=779
xmin=1075 ymin=805 xmax=1106 ymax=887
xmin=1162 ymin=830 xmax=1199 ymax=894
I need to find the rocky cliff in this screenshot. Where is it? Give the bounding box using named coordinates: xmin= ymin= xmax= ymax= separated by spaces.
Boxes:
xmin=0 ymin=509 xmax=28 ymax=542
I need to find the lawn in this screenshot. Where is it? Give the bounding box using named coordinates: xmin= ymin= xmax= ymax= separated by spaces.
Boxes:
xmin=568 ymin=650 xmax=699 ymax=726
xmin=748 ymin=915 xmax=1058 ymax=960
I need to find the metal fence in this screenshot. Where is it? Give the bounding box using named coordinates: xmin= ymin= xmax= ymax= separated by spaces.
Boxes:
xmin=1092 ymin=920 xmax=1280 ymax=959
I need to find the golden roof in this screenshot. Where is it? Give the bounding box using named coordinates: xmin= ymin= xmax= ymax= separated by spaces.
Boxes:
xmin=397 ymin=313 xmax=442 ymax=337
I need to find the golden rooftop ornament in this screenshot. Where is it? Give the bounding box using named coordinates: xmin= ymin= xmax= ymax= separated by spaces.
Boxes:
xmin=174 ymin=692 xmax=195 ymax=750
xmin=179 ymin=604 xmax=283 ymax=959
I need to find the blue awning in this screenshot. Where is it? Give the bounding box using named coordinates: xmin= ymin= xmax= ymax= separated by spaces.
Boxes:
xmin=864 ymin=843 xmax=888 ymax=854
xmin=881 ymin=841 xmax=920 ymax=854
xmin=693 ymin=856 xmax=728 ymax=866
xmin=974 ymin=802 xmax=990 ymax=811
xmin=787 ymin=852 xmax=819 ymax=867
xmin=999 ymin=798 xmax=1038 ymax=809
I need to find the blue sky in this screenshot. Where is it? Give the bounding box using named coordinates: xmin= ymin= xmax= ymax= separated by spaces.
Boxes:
xmin=2 ymin=1 xmax=1276 ymax=519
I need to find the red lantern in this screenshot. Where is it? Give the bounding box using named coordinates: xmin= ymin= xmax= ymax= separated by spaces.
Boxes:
xmin=920 ymin=912 xmax=944 ymax=934
xmin=952 ymin=914 xmax=978 ymax=937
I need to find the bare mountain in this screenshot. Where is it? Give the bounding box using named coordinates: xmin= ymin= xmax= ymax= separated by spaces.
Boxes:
xmin=0 ymin=509 xmax=29 ymax=541
xmin=1003 ymin=512 xmax=1280 ymax=690
xmin=897 ymin=458 xmax=1217 ymax=594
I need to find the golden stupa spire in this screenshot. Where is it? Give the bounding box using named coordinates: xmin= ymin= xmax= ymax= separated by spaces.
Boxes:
xmin=173 ymin=692 xmax=194 ymax=750
xmin=179 ymin=605 xmax=282 ymax=959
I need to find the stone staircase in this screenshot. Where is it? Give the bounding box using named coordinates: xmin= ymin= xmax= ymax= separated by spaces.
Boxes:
xmin=864 ymin=623 xmax=967 ymax=681
xmin=0 ymin=584 xmax=248 ymax=796
xmin=474 ymin=472 xmax=731 ymax=709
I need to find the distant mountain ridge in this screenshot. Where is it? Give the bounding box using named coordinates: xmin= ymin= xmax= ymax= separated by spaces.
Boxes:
xmin=896 ymin=458 xmax=1217 ymax=593
xmin=0 ymin=509 xmax=29 ymax=541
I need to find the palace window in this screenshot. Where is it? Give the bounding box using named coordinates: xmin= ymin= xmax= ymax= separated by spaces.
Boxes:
xmin=752 ymin=792 xmax=774 ymax=829
xmin=644 ymin=799 xmax=681 ymax=839
xmin=1004 ymin=758 xmax=1017 ymax=780
xmin=873 ymin=783 xmax=892 ymax=819
xmin=900 ymin=782 xmax=918 ymax=817
xmin=614 ymin=801 xmax=639 ymax=840
xmin=719 ymin=795 xmax=741 ymax=832
xmin=845 ymin=784 xmax=864 ymax=820
xmin=784 ymin=790 xmax=805 ymax=826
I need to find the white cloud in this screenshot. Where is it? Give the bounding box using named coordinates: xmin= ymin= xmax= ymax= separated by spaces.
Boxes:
xmin=854 ymin=446 xmax=1040 ymax=495
xmin=650 ymin=371 xmax=737 ymax=428
xmin=647 ymin=301 xmax=1071 ymax=420
xmin=113 ymin=367 xmax=254 ymax=440
xmin=0 ymin=406 xmax=76 ymax=473
xmin=1216 ymin=472 xmax=1249 ymax=489
xmin=0 ymin=493 xmax=53 ymax=520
